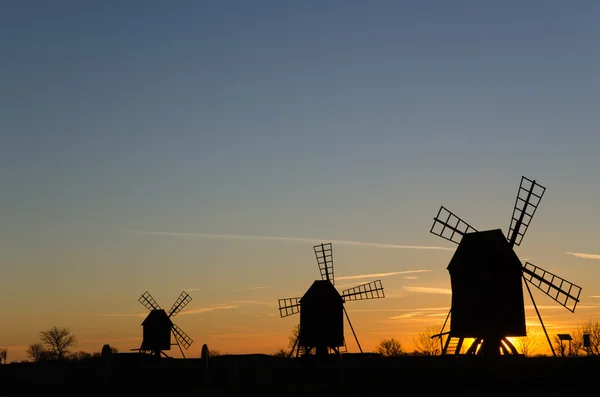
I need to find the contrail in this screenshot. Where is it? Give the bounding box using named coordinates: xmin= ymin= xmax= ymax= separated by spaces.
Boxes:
xmin=403 ymin=286 xmax=452 ymax=295
xmin=565 ymin=252 xmax=600 ymax=260
xmin=336 ymin=270 xmax=432 ymax=280
xmin=128 ymin=230 xmax=453 ymax=251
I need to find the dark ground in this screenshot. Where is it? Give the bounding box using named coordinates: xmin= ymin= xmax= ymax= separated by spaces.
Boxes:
xmin=1 ymin=353 xmax=599 ymax=396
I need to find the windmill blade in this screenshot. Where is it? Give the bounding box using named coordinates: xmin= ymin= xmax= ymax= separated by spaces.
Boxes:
xmin=430 ymin=206 xmax=477 ymax=244
xmin=138 ymin=291 xmax=161 ymax=311
xmin=168 ymin=291 xmax=192 ymax=318
xmin=278 ymin=297 xmax=301 ymax=317
xmin=171 ymin=323 xmax=193 ymax=350
xmin=507 ymin=176 xmax=546 ymax=247
xmin=342 ymin=280 xmax=384 ymax=301
xmin=522 ymin=262 xmax=582 ymax=313
xmin=314 ymin=242 xmax=334 ymax=284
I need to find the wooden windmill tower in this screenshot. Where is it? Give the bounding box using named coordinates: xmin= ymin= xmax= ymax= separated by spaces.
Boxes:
xmin=278 ymin=243 xmax=385 ymax=357
xmin=134 ymin=291 xmax=194 ymax=358
xmin=430 ymin=176 xmax=582 ymax=356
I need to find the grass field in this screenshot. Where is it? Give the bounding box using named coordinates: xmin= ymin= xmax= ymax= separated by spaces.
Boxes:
xmin=1 ymin=353 xmax=599 ymax=396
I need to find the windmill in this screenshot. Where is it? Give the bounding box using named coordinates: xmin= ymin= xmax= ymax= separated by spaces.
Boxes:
xmin=429 ymin=176 xmax=582 ymax=356
xmin=134 ymin=290 xmax=194 ymax=358
xmin=278 ymin=242 xmax=385 ymax=357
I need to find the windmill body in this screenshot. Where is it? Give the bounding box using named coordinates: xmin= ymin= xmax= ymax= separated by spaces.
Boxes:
xmin=141 ymin=309 xmax=174 ymax=353
xmin=448 ymin=229 xmax=526 ymax=339
xmin=299 ymin=280 xmax=345 ymax=354
xmin=134 ymin=291 xmax=194 ymax=358
xmin=430 ymin=176 xmax=582 ymax=356
xmin=278 ymin=243 xmax=385 ymax=357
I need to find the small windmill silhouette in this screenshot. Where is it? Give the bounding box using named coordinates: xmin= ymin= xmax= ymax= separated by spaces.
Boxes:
xmin=134 ymin=291 xmax=194 ymax=358
xmin=278 ymin=243 xmax=385 ymax=357
xmin=429 ymin=176 xmax=582 ymax=356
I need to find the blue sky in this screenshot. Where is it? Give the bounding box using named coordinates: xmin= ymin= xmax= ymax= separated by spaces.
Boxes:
xmin=1 ymin=0 xmax=600 ymax=360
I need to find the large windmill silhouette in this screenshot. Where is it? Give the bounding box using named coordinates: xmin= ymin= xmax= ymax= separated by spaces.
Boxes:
xmin=430 ymin=176 xmax=582 ymax=356
xmin=133 ymin=291 xmax=194 ymax=358
xmin=278 ymin=243 xmax=385 ymax=357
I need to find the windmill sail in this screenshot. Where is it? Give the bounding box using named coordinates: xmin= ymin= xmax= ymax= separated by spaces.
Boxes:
xmin=171 ymin=323 xmax=193 ymax=350
xmin=139 ymin=291 xmax=161 ymax=311
xmin=278 ymin=297 xmax=301 ymax=317
xmin=342 ymin=280 xmax=384 ymax=301
xmin=430 ymin=206 xmax=477 ymax=244
xmin=168 ymin=291 xmax=192 ymax=318
xmin=507 ymin=177 xmax=546 ymax=247
xmin=522 ymin=262 xmax=581 ymax=312
xmin=314 ymin=243 xmax=334 ymax=284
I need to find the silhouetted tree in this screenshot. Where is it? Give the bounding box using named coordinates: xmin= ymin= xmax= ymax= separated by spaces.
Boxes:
xmin=208 ymin=349 xmax=221 ymax=357
xmin=0 ymin=348 xmax=7 ymax=364
xmin=514 ymin=328 xmax=542 ymax=357
xmin=413 ymin=324 xmax=442 ymax=356
xmin=553 ymin=334 xmax=578 ymax=357
xmin=27 ymin=343 xmax=48 ymax=362
xmin=272 ymin=348 xmax=288 ymax=358
xmin=376 ymin=338 xmax=404 ymax=357
xmin=574 ymin=319 xmax=600 ymax=356
xmin=288 ymin=324 xmax=300 ymax=350
xmin=39 ymin=326 xmax=77 ymax=360
xmin=69 ymin=351 xmax=92 ymax=360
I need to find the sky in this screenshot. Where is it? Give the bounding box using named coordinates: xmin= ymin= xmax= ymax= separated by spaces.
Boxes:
xmin=1 ymin=0 xmax=600 ymax=362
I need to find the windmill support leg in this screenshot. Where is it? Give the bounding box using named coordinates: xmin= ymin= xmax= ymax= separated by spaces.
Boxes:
xmin=172 ymin=330 xmax=186 ymax=358
xmin=442 ymin=335 xmax=452 ymax=355
xmin=288 ymin=332 xmax=299 ymax=358
xmin=523 ymin=275 xmax=556 ymax=357
xmin=501 ymin=337 xmax=519 ymax=355
xmin=440 ymin=308 xmax=451 ymax=349
xmin=343 ymin=306 xmax=363 ymax=353
xmin=455 ymin=337 xmax=464 ymax=355
xmin=466 ymin=338 xmax=481 ymax=355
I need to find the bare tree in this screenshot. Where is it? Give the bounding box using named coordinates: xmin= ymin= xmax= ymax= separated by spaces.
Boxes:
xmin=27 ymin=343 xmax=48 ymax=362
xmin=413 ymin=324 xmax=442 ymax=356
xmin=553 ymin=334 xmax=578 ymax=357
xmin=272 ymin=348 xmax=288 ymax=358
xmin=514 ymin=328 xmax=542 ymax=357
xmin=288 ymin=324 xmax=300 ymax=350
xmin=69 ymin=351 xmax=92 ymax=361
xmin=376 ymin=338 xmax=404 ymax=357
xmin=208 ymin=349 xmax=221 ymax=357
xmin=574 ymin=319 xmax=600 ymax=356
xmin=40 ymin=326 xmax=77 ymax=360
xmin=0 ymin=348 xmax=7 ymax=364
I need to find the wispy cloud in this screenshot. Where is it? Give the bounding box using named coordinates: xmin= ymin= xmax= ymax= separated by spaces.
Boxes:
xmin=101 ymin=313 xmax=146 ymax=318
xmin=389 ymin=310 xmax=448 ymax=320
xmin=404 ymin=276 xmax=420 ymax=280
xmin=565 ymin=252 xmax=600 ymax=260
xmin=230 ymin=300 xmax=272 ymax=306
xmin=403 ymin=286 xmax=452 ymax=295
xmin=101 ymin=304 xmax=239 ymax=318
xmin=389 ymin=313 xmax=422 ymax=319
xmin=353 ymin=306 xmax=449 ymax=313
xmin=212 ymin=333 xmax=271 ymax=339
xmin=589 ymin=296 xmax=600 ymax=298
xmin=179 ymin=304 xmax=238 ymax=315
xmin=187 ymin=286 xmax=268 ymax=293
xmin=129 ymin=230 xmax=453 ymax=251
xmin=337 ymin=270 xmax=432 ymax=281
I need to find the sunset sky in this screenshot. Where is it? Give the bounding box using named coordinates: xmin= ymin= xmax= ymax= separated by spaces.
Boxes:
xmin=2 ymin=1 xmax=600 ymax=362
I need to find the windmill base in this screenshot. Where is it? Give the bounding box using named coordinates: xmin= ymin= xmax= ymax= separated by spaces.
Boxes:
xmin=444 ymin=336 xmax=521 ymax=356
xmin=130 ymin=348 xmax=171 ymax=358
xmin=291 ymin=345 xmax=343 ymax=358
